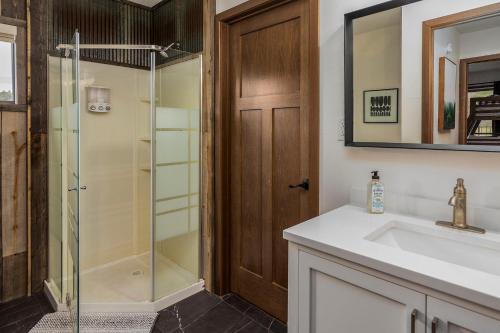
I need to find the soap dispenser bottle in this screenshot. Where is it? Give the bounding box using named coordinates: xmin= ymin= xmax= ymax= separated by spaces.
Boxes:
xmin=368 ymin=171 xmax=384 ymax=214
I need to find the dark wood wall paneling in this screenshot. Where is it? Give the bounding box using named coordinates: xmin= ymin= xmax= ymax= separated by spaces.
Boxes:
xmin=0 ymin=0 xmax=29 ymax=303
xmin=30 ymin=0 xmax=49 ymax=298
xmin=48 ymin=0 xmax=153 ymax=68
xmin=153 ymin=0 xmax=203 ymax=65
xmin=1 ymin=0 xmax=26 ymax=20
xmin=47 ymin=0 xmax=204 ymax=68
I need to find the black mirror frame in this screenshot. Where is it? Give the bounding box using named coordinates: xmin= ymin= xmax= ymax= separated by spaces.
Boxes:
xmin=344 ymin=0 xmax=500 ymax=153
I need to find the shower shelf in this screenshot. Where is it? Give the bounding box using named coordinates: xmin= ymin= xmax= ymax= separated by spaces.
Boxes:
xmin=138 ymin=137 xmax=151 ymax=142
xmin=140 ymin=98 xmax=159 ymax=104
xmin=139 ymin=165 xmax=151 ymax=171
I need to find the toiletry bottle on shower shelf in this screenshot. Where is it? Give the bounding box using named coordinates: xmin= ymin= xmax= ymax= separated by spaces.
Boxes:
xmin=368 ymin=171 xmax=384 ymax=214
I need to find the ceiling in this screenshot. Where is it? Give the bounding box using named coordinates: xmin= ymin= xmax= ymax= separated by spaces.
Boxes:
xmin=127 ymin=0 xmax=163 ymax=7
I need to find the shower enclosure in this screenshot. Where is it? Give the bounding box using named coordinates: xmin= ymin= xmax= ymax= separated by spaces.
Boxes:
xmin=47 ymin=31 xmax=203 ymax=329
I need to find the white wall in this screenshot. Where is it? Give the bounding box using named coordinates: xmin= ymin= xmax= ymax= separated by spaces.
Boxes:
xmin=78 ymin=61 xmax=150 ymax=270
xmin=216 ymin=0 xmax=500 ymax=225
xmin=353 ymin=23 xmax=402 ymax=143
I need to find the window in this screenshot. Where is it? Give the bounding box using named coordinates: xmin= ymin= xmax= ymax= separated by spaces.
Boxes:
xmin=0 ymin=40 xmax=15 ymax=102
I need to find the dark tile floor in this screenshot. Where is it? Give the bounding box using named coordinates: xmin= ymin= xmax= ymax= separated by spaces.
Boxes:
xmin=0 ymin=292 xmax=54 ymax=333
xmin=0 ymin=290 xmax=286 ymax=333
xmin=154 ymin=291 xmax=287 ymax=333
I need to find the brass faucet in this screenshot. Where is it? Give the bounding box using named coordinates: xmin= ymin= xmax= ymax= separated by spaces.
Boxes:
xmin=436 ymin=178 xmax=485 ymax=234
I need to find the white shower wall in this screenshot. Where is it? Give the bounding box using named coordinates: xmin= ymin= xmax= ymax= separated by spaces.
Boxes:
xmin=78 ymin=61 xmax=151 ymax=270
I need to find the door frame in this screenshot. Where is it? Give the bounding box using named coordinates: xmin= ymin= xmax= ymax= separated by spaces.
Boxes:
xmin=214 ymin=0 xmax=319 ymax=295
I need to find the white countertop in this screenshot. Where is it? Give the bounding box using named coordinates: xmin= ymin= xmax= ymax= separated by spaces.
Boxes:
xmin=283 ymin=205 xmax=500 ymax=311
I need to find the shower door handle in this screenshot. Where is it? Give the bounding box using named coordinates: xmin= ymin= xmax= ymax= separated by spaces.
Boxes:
xmin=80 ymin=185 xmax=87 ymax=190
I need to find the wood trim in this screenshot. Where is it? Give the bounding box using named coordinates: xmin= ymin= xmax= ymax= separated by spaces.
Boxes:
xmin=458 ymin=53 xmax=500 ymax=144
xmin=0 ymin=104 xmax=28 ymax=112
xmin=421 ymin=20 xmax=434 ymax=143
xmin=421 ymin=3 xmax=500 ymax=144
xmin=214 ymin=0 xmax=319 ymax=295
xmin=0 ymin=15 xmax=26 ymax=27
xmin=438 ymin=57 xmax=445 ymax=131
xmin=214 ymin=15 xmax=231 ymax=295
xmin=215 ymin=0 xmax=292 ymax=22
xmin=201 ymin=0 xmax=215 ymax=293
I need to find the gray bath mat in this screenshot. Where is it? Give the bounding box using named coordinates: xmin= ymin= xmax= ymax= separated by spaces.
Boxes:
xmin=30 ymin=311 xmax=158 ymax=333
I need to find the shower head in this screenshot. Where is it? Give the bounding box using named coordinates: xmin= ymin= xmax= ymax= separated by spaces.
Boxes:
xmin=158 ymin=42 xmax=180 ymax=58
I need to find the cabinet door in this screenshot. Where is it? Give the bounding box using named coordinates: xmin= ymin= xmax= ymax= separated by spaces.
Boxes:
xmin=427 ymin=297 xmax=500 ymax=333
xmin=296 ymin=250 xmax=426 ymax=333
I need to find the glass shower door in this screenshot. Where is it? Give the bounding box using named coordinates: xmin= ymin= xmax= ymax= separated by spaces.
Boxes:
xmin=153 ymin=54 xmax=202 ymax=300
xmin=65 ymin=31 xmax=81 ymax=332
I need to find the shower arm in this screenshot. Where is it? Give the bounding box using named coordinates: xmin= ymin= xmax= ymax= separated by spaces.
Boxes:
xmin=56 ymin=43 xmax=183 ymax=58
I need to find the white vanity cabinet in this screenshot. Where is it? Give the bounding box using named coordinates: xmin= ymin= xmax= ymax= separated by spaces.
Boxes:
xmin=290 ymin=245 xmax=426 ymax=333
xmin=288 ymin=243 xmax=500 ymax=333
xmin=427 ymin=297 xmax=500 ymax=333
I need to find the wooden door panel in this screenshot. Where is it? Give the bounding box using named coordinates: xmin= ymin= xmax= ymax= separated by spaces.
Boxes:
xmin=240 ymin=109 xmax=263 ymax=276
xmin=240 ymin=18 xmax=301 ymax=97
xmin=227 ymin=0 xmax=315 ymax=322
xmin=273 ymin=107 xmax=301 ymax=289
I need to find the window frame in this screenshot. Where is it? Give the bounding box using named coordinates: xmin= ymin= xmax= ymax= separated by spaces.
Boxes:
xmin=0 ymin=20 xmax=26 ymax=112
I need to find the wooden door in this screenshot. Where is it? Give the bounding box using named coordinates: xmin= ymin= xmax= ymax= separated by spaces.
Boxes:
xmin=227 ymin=0 xmax=318 ymax=321
xmin=295 ymin=250 xmax=426 ymax=333
xmin=427 ymin=297 xmax=500 ymax=333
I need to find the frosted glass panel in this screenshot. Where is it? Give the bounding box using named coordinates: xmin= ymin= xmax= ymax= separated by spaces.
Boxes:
xmin=156 ymin=107 xmax=190 ymax=128
xmin=156 ymin=210 xmax=190 ymax=240
xmin=156 ymin=131 xmax=189 ymax=163
xmin=190 ymin=162 xmax=199 ymax=193
xmin=154 ymin=56 xmax=201 ymax=301
xmin=156 ymin=164 xmax=189 ymax=199
xmin=190 ymin=131 xmax=199 ymax=160
xmin=156 ymin=197 xmax=189 ymax=213
xmin=190 ymin=109 xmax=200 ymax=129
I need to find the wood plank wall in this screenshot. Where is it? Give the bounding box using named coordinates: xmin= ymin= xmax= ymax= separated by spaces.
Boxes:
xmin=153 ymin=0 xmax=203 ymax=65
xmin=48 ymin=0 xmax=153 ymax=68
xmin=0 ymin=0 xmax=28 ymax=302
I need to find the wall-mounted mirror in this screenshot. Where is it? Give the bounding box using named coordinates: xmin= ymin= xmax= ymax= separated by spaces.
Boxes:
xmin=345 ymin=0 xmax=500 ymax=152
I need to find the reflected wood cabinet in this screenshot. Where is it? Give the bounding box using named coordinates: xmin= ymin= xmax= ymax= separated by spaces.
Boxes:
xmin=288 ymin=243 xmax=500 ymax=333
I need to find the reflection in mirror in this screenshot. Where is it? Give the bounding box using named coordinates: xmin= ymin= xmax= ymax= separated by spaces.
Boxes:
xmin=346 ymin=0 xmax=500 ymax=151
xmin=463 ymin=58 xmax=500 ymax=145
xmin=352 ymin=7 xmax=401 ymax=143
xmin=433 ymin=14 xmax=500 ymax=146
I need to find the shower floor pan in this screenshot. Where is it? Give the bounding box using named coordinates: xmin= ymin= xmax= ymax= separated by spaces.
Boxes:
xmin=44 ymin=253 xmax=204 ymax=313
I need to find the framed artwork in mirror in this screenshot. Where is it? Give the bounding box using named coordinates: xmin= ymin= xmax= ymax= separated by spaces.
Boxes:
xmin=438 ymin=57 xmax=457 ymax=131
xmin=363 ymin=88 xmax=399 ymax=123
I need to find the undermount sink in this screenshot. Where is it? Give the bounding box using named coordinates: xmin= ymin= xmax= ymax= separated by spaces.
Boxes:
xmin=365 ymin=221 xmax=500 ymax=277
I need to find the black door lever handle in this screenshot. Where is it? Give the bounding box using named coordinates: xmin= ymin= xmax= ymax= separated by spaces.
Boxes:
xmin=289 ymin=179 xmax=309 ymax=191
